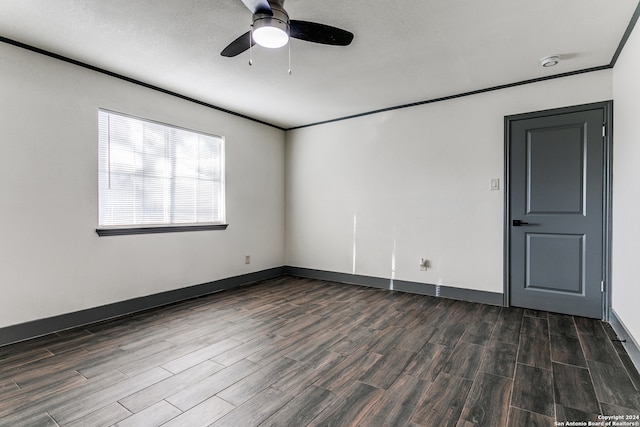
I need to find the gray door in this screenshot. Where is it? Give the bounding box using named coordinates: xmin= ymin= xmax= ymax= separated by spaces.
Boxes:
xmin=507 ymin=105 xmax=608 ymax=318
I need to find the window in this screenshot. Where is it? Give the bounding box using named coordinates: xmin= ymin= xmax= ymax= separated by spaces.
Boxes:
xmin=97 ymin=110 xmax=226 ymax=235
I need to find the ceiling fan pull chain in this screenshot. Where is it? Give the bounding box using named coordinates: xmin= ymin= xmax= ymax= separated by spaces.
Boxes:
xmin=249 ymin=25 xmax=253 ymax=66
xmin=288 ymin=40 xmax=292 ymax=75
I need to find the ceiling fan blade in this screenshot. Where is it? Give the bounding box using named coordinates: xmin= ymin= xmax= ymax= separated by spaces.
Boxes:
xmin=221 ymin=31 xmax=256 ymax=57
xmin=289 ymin=20 xmax=354 ymax=46
xmin=239 ymin=0 xmax=272 ymax=15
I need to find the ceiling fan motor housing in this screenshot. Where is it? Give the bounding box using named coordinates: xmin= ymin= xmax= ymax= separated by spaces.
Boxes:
xmin=253 ymin=4 xmax=290 ymax=36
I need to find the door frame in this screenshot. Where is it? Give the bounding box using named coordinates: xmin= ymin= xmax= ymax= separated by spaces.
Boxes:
xmin=503 ymin=100 xmax=613 ymax=320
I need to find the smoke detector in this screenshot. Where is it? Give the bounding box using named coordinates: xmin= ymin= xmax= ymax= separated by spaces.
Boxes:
xmin=540 ymin=55 xmax=561 ymax=67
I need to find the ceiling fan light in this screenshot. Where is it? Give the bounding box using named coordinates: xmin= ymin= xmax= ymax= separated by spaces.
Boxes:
xmin=253 ymin=25 xmax=289 ymax=48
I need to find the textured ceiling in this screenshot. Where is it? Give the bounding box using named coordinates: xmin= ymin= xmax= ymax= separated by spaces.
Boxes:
xmin=1 ymin=0 xmax=638 ymax=129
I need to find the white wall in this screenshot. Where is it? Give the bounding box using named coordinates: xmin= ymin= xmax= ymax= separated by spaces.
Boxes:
xmin=0 ymin=43 xmax=285 ymax=328
xmin=612 ymin=24 xmax=640 ymax=348
xmin=286 ymin=71 xmax=613 ymax=294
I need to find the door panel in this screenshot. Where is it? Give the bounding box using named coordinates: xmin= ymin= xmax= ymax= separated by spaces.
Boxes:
xmin=508 ymin=107 xmax=605 ymax=318
xmin=526 ymin=233 xmax=583 ymax=294
xmin=527 ymin=125 xmax=584 ymax=214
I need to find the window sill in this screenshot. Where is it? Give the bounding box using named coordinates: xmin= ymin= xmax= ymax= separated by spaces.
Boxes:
xmin=96 ymin=224 xmax=228 ymax=236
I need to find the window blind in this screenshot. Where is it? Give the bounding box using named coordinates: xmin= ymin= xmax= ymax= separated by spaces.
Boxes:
xmin=98 ymin=110 xmax=225 ymax=227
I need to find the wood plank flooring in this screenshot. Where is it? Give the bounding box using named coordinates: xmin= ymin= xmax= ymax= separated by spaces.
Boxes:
xmin=1 ymin=276 xmax=639 ymax=426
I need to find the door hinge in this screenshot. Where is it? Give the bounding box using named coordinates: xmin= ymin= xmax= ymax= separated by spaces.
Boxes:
xmin=602 ymin=123 xmax=606 ymax=138
xmin=601 ymin=280 xmax=605 ymax=292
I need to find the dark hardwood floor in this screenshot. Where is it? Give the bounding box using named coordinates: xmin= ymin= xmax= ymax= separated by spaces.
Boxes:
xmin=1 ymin=276 xmax=639 ymax=426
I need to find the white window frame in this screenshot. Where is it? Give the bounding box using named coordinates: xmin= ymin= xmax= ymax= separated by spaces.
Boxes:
xmin=96 ymin=109 xmax=227 ymax=236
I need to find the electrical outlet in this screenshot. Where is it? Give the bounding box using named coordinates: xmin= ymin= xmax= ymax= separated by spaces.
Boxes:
xmin=245 ymin=255 xmax=251 ymax=264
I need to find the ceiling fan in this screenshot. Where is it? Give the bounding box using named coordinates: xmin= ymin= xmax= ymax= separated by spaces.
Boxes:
xmin=221 ymin=0 xmax=354 ymax=57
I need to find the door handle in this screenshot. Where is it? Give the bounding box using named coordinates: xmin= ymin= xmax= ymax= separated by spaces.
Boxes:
xmin=512 ymin=219 xmax=530 ymax=226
